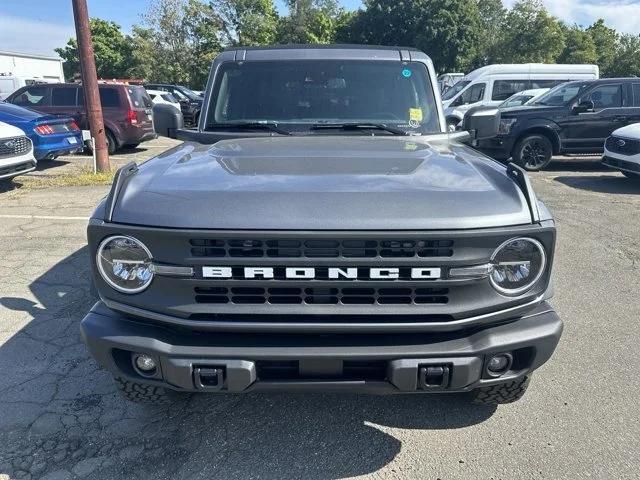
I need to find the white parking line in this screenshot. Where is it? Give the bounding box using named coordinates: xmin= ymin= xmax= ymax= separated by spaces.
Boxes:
xmin=0 ymin=214 xmax=89 ymax=221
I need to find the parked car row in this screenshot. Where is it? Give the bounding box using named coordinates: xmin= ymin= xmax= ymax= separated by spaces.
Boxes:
xmin=475 ymin=78 xmax=640 ymax=172
xmin=443 ymin=63 xmax=600 ymax=131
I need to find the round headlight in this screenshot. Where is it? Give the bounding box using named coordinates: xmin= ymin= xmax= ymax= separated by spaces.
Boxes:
xmin=489 ymin=238 xmax=546 ymax=295
xmin=97 ymin=236 xmax=154 ymax=293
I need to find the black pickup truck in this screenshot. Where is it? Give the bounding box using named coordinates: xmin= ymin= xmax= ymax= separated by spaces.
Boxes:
xmin=81 ymin=45 xmax=562 ymax=405
xmin=478 ymin=78 xmax=640 ymax=170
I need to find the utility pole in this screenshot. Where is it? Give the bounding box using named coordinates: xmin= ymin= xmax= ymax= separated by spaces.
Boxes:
xmin=71 ymin=0 xmax=110 ymax=172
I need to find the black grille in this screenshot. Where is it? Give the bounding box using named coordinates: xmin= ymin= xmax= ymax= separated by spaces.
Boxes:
xmin=606 ymin=136 xmax=640 ymax=156
xmin=0 ymin=161 xmax=35 ymax=178
xmin=195 ymin=286 xmax=449 ymax=306
xmin=604 ymin=156 xmax=640 ymax=173
xmin=190 ymin=238 xmax=454 ymax=258
xmin=0 ymin=136 xmax=31 ymax=158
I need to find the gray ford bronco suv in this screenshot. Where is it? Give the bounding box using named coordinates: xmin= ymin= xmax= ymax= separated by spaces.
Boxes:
xmin=81 ymin=45 xmax=563 ymax=405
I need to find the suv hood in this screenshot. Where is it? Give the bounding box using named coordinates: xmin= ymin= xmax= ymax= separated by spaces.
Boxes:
xmin=112 ymin=136 xmax=532 ymax=230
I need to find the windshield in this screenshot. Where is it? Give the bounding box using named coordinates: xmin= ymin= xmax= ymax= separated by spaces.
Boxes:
xmin=178 ymin=86 xmax=202 ymax=101
xmin=208 ymin=60 xmax=441 ymax=134
xmin=500 ymin=94 xmax=532 ymax=108
xmin=442 ymin=80 xmax=470 ymax=100
xmin=533 ymin=82 xmax=589 ymax=106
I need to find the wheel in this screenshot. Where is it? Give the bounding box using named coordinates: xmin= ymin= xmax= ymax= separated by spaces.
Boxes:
xmin=471 ymin=376 xmax=531 ymax=405
xmin=115 ymin=377 xmax=183 ymax=405
xmin=106 ymin=131 xmax=117 ymax=155
xmin=513 ymin=135 xmax=553 ymax=171
xmin=621 ymin=170 xmax=640 ymax=179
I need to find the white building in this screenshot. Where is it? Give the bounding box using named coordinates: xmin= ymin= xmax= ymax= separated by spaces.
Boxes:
xmin=0 ymin=51 xmax=65 ymax=99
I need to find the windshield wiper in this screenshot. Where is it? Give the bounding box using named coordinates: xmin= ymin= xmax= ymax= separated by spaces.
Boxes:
xmin=206 ymin=122 xmax=292 ymax=136
xmin=310 ymin=123 xmax=409 ymax=135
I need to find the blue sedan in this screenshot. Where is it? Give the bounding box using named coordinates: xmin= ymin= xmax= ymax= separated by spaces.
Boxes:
xmin=0 ymin=103 xmax=83 ymax=160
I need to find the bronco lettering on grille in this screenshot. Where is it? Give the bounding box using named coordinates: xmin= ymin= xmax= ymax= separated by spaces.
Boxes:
xmin=202 ymin=266 xmax=442 ymax=280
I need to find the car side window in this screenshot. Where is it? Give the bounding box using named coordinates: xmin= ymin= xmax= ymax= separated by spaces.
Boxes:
xmin=584 ymin=84 xmax=623 ymax=109
xmin=492 ymin=80 xmax=529 ymax=101
xmin=632 ymin=84 xmax=640 ymax=107
xmin=99 ymin=88 xmax=120 ymax=108
xmin=455 ymin=82 xmax=485 ymax=106
xmin=51 ymin=87 xmax=78 ymax=107
xmin=12 ymin=86 xmax=48 ymax=107
xmin=530 ymin=79 xmax=563 ymax=89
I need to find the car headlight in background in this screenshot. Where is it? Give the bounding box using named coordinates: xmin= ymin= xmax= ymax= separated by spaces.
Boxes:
xmin=498 ymin=118 xmax=517 ymax=135
xmin=97 ymin=236 xmax=154 ymax=293
xmin=490 ymin=238 xmax=546 ymax=295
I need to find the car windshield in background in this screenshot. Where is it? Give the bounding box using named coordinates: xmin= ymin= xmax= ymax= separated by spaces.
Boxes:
xmin=179 ymin=86 xmax=202 ymax=101
xmin=533 ymin=83 xmax=588 ymax=106
xmin=208 ymin=60 xmax=441 ymax=134
xmin=441 ymin=80 xmax=470 ymax=100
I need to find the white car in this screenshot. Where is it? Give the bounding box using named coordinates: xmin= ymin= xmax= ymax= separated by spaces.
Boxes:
xmin=603 ymin=123 xmax=640 ymax=179
xmin=499 ymin=88 xmax=550 ymax=109
xmin=145 ymin=89 xmax=181 ymax=111
xmin=0 ymin=120 xmax=36 ymax=181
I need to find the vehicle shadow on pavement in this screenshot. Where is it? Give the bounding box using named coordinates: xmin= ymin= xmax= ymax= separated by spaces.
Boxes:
xmin=0 ymin=247 xmax=496 ymax=480
xmin=554 ymin=174 xmax=640 ymax=195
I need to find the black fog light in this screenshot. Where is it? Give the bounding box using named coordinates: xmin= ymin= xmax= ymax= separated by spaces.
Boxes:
xmin=486 ymin=353 xmax=512 ymax=377
xmin=133 ymin=353 xmax=157 ymax=375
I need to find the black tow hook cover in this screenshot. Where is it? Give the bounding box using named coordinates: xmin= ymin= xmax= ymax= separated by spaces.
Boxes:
xmin=194 ymin=367 xmax=225 ymax=391
xmin=418 ymin=365 xmax=451 ymax=389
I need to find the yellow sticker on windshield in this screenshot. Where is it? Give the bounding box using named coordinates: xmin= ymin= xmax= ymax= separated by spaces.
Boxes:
xmin=409 ymin=108 xmax=423 ymax=122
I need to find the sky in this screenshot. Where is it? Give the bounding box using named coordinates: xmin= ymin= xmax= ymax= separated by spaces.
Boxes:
xmin=0 ymin=0 xmax=638 ymax=57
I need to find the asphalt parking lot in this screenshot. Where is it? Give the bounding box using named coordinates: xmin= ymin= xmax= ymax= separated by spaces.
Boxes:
xmin=0 ymin=139 xmax=638 ymax=480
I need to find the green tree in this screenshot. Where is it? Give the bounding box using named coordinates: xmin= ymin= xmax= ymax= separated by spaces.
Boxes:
xmin=558 ymin=25 xmax=597 ymax=64
xmin=134 ymin=0 xmax=222 ymax=88
xmin=276 ymin=0 xmax=347 ymax=44
xmin=55 ymin=19 xmax=135 ymax=79
xmin=211 ymin=0 xmax=278 ymax=45
xmin=608 ymin=34 xmax=640 ymax=77
xmin=471 ymin=0 xmax=507 ymax=66
xmin=501 ymin=0 xmax=565 ymax=63
xmin=586 ymin=19 xmax=619 ymax=76
xmin=336 ymin=0 xmax=481 ymax=73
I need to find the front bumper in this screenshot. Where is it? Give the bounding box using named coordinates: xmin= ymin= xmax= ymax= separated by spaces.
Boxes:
xmin=476 ymin=136 xmax=517 ymax=161
xmin=81 ymin=300 xmax=563 ymax=394
xmin=602 ymin=153 xmax=640 ymax=175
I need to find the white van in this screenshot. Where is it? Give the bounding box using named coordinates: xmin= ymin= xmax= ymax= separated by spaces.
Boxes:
xmin=442 ymin=63 xmax=599 ymax=130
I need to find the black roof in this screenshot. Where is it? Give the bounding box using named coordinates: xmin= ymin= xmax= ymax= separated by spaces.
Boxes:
xmin=223 ymin=44 xmax=420 ymax=53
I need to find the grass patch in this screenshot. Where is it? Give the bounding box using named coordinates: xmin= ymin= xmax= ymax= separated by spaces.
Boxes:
xmin=2 ymin=166 xmax=117 ymax=199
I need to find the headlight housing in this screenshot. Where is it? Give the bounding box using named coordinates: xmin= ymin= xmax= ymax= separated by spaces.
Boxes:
xmin=96 ymin=235 xmax=154 ymax=293
xmin=498 ymin=118 xmax=517 ymax=135
xmin=489 ymin=238 xmax=546 ymax=295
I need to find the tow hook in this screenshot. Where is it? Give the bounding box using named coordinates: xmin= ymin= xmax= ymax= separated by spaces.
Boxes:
xmin=418 ymin=365 xmax=451 ymax=389
xmin=194 ymin=366 xmax=225 ymax=391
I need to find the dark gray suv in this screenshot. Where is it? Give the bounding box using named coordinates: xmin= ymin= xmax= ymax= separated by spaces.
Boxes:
xmin=82 ymin=45 xmax=562 ymax=406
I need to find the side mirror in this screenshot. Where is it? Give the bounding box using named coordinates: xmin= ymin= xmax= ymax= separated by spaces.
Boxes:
xmin=461 ymin=106 xmax=500 ymax=140
xmin=153 ymin=103 xmax=184 ymax=139
xmin=573 ymin=100 xmax=594 ymax=114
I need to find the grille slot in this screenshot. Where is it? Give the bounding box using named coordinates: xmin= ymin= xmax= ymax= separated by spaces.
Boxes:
xmin=191 ymin=238 xmax=453 ymax=258
xmin=195 ymin=286 xmax=449 ymax=306
xmin=0 ymin=136 xmax=31 ymax=158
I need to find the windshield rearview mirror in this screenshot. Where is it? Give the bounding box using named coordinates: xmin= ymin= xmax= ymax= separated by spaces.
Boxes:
xmin=153 ymin=103 xmax=184 ymax=138
xmin=461 ymin=106 xmax=500 ymax=140
xmin=573 ymin=100 xmax=594 ymax=114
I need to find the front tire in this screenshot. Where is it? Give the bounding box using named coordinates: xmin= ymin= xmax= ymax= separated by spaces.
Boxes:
xmin=115 ymin=377 xmax=183 ymax=405
xmin=446 ymin=118 xmax=460 ymax=132
xmin=513 ymin=135 xmax=553 ymax=171
xmin=472 ymin=376 xmax=531 ymax=405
